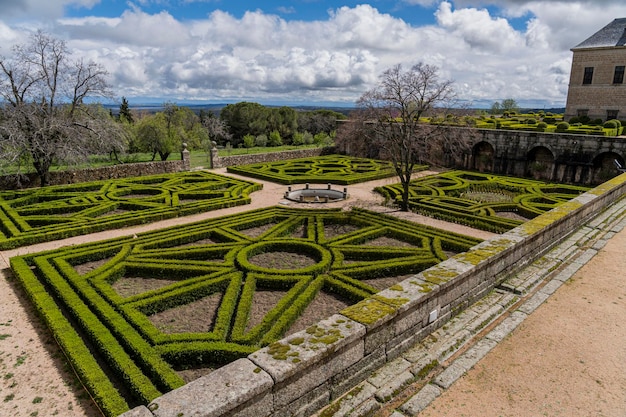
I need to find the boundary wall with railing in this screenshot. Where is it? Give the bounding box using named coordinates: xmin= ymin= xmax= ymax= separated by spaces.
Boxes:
xmin=120 ymin=173 xmax=626 ymax=417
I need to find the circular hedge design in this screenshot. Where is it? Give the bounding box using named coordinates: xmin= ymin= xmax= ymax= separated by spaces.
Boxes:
xmin=237 ymin=240 xmax=332 ymax=274
xmin=376 ymin=170 xmax=590 ymax=233
xmin=226 ymin=154 xmax=427 ymax=185
xmin=0 ymin=171 xmax=261 ymax=249
xmin=10 ymin=206 xmax=481 ymax=416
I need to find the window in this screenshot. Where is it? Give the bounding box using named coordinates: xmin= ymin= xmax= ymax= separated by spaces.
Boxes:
xmin=577 ymin=109 xmax=589 ymax=117
xmin=583 ymin=67 xmax=594 ymax=85
xmin=614 ymin=66 xmax=625 ymax=84
xmin=607 ymin=110 xmax=619 ymax=120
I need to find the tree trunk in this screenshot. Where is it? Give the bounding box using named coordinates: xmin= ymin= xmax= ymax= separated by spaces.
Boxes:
xmin=400 ymin=179 xmax=410 ymax=212
xmin=33 ymin=155 xmax=52 ymax=187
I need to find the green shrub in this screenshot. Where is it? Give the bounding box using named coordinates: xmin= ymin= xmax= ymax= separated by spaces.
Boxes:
xmin=604 ymin=119 xmax=621 ymax=128
xmin=556 ymin=122 xmax=570 ymax=131
xmin=268 ymin=130 xmax=283 ymax=147
xmin=243 ymin=134 xmax=256 ymax=148
xmin=255 ymin=134 xmax=268 ymax=147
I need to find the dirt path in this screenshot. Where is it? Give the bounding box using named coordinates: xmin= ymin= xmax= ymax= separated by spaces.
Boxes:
xmin=419 ymin=226 xmax=626 ymax=417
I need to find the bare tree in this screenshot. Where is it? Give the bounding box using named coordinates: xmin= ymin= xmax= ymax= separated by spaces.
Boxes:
xmin=202 ymin=113 xmax=232 ymax=147
xmin=0 ymin=30 xmax=126 ymax=186
xmin=348 ymin=62 xmax=471 ymax=211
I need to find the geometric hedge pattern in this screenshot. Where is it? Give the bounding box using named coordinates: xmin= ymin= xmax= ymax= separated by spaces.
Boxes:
xmin=376 ymin=170 xmax=590 ymax=233
xmin=227 ymin=154 xmax=427 ymax=185
xmin=10 ymin=206 xmax=481 ymax=416
xmin=0 ymin=171 xmax=261 ymax=249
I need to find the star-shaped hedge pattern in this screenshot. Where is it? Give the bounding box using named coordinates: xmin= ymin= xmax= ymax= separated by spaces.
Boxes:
xmin=226 ymin=154 xmax=427 ymax=184
xmin=0 ymin=171 xmax=261 ymax=249
xmin=10 ymin=206 xmax=480 ymax=416
xmin=376 ymin=170 xmax=590 ymax=233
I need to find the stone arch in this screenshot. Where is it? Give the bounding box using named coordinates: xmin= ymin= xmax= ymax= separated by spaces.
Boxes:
xmin=526 ymin=146 xmax=555 ymax=180
xmin=472 ymin=141 xmax=495 ymax=172
xmin=592 ymin=152 xmax=625 ymax=182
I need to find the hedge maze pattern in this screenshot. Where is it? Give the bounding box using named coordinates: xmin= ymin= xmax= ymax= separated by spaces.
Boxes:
xmin=10 ymin=206 xmax=481 ymax=416
xmin=376 ymin=171 xmax=590 ymax=233
xmin=0 ymin=171 xmax=261 ymax=249
xmin=227 ymin=154 xmax=427 ymax=184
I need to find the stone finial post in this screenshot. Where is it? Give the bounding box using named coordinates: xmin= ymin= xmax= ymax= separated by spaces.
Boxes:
xmin=181 ymin=143 xmax=191 ymax=171
xmin=209 ymin=141 xmax=219 ymax=169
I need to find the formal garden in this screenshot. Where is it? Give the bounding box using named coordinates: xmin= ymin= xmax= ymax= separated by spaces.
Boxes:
xmin=427 ymin=111 xmax=625 ymax=136
xmin=10 ymin=206 xmax=481 ymax=416
xmin=3 ymin=156 xmax=594 ymax=417
xmin=0 ymin=171 xmax=261 ymax=249
xmin=375 ymin=170 xmax=590 ymax=233
xmin=227 ymin=154 xmax=427 ymax=185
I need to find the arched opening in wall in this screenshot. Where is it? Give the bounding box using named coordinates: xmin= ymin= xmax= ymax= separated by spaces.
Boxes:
xmin=472 ymin=141 xmax=494 ymax=172
xmin=526 ymin=146 xmax=554 ymax=180
xmin=593 ymin=152 xmax=625 ymax=182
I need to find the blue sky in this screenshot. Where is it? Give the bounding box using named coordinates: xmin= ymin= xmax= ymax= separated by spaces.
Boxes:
xmin=2 ymin=1 xmax=626 ymax=108
xmin=63 ymin=0 xmax=528 ymax=31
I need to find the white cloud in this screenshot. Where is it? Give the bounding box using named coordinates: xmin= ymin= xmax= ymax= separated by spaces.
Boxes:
xmin=435 ymin=2 xmax=524 ymax=52
xmin=0 ymin=0 xmax=100 ymax=20
xmin=2 ymin=1 xmax=626 ymax=107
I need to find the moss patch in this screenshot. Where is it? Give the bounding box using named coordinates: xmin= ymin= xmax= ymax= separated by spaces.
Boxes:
xmin=340 ymin=299 xmax=397 ymax=326
xmin=455 ymin=238 xmax=514 ymax=266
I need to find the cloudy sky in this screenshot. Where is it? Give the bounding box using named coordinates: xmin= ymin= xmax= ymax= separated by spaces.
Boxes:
xmin=2 ymin=0 xmax=626 ymax=108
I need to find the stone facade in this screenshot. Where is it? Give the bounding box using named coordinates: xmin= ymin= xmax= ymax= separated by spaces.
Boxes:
xmin=463 ymin=127 xmax=626 ymax=185
xmin=564 ymin=18 xmax=626 ymax=121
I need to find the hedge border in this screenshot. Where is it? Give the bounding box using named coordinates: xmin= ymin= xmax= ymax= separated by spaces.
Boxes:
xmin=10 ymin=206 xmax=480 ymax=416
xmin=0 ymin=171 xmax=262 ymax=249
xmin=227 ymin=154 xmax=427 ymax=185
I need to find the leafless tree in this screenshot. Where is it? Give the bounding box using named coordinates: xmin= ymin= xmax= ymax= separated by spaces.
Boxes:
xmin=342 ymin=62 xmax=472 ymax=211
xmin=0 ymin=30 xmax=127 ymax=186
xmin=202 ymin=114 xmax=232 ymax=148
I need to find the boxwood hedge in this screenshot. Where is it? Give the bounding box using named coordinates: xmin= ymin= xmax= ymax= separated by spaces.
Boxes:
xmin=11 ymin=206 xmax=480 ymax=416
xmin=0 ymin=171 xmax=261 ymax=249
xmin=227 ymin=154 xmax=427 ymax=184
xmin=375 ymin=171 xmax=590 ymax=233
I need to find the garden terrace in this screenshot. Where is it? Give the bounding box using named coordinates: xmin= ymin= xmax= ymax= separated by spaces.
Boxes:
xmin=0 ymin=171 xmax=261 ymax=249
xmin=226 ymin=154 xmax=427 ymax=185
xmin=9 ymin=206 xmax=480 ymax=417
xmin=375 ymin=171 xmax=590 ymax=233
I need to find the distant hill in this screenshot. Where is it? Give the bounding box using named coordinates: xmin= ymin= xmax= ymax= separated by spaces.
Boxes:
xmin=105 ymin=103 xmax=356 ymax=117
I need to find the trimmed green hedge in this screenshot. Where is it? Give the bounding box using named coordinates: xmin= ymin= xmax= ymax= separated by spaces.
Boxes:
xmin=227 ymin=154 xmax=428 ymax=185
xmin=10 ymin=206 xmax=480 ymax=416
xmin=0 ymin=171 xmax=262 ymax=249
xmin=376 ymin=171 xmax=590 ymax=233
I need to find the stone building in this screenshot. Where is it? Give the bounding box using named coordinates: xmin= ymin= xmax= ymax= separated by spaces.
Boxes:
xmin=564 ymin=18 xmax=626 ymax=121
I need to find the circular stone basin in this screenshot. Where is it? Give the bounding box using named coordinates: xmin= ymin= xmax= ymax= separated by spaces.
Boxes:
xmin=285 ymin=185 xmax=348 ymax=203
xmin=236 ymin=241 xmax=332 ymax=275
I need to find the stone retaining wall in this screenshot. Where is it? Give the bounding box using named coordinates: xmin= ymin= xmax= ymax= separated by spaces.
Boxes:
xmin=0 ymin=150 xmax=190 ymax=189
xmin=210 ymin=147 xmax=333 ymax=168
xmin=121 ymin=172 xmax=626 ymax=417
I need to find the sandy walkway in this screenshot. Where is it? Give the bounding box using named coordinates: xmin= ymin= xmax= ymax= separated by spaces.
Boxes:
xmin=418 ymin=225 xmax=626 ymax=417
